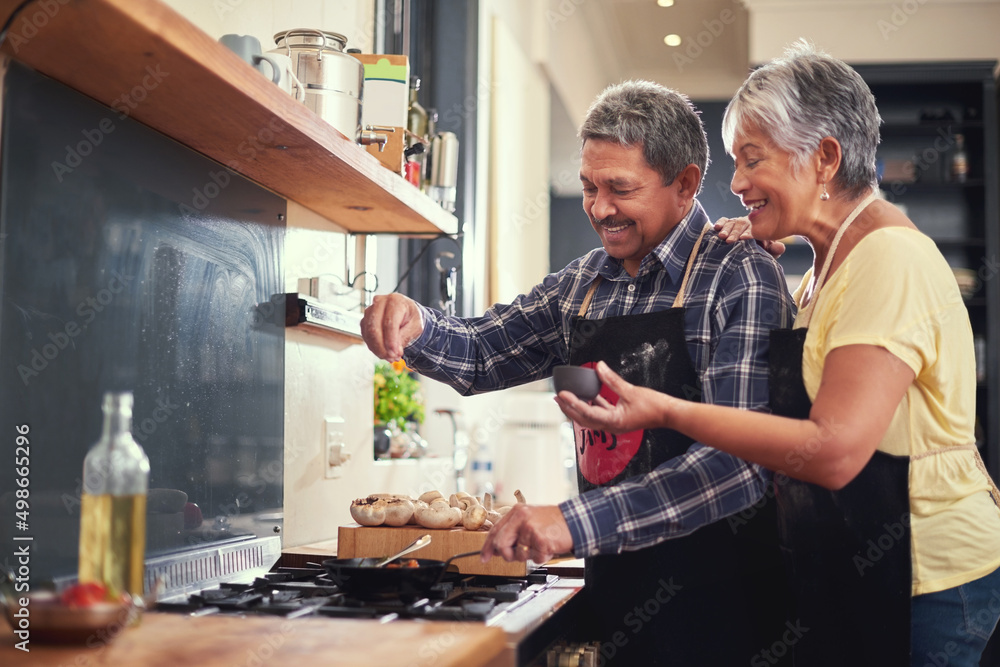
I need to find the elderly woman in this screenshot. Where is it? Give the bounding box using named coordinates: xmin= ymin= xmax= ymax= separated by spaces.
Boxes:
xmin=555 ymin=43 xmax=1000 ymax=666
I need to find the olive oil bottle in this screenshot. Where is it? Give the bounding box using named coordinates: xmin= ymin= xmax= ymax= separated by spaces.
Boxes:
xmin=78 ymin=392 xmax=149 ymax=604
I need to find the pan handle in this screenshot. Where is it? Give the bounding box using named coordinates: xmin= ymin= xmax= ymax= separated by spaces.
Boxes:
xmin=431 ymin=550 xmax=483 ymax=586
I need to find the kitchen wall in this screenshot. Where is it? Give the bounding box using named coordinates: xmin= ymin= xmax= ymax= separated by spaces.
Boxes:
xmin=158 ymin=0 xmax=454 ymax=548
xmin=743 ymin=0 xmax=1000 ymax=65
xmin=156 ymin=0 xmax=577 ymax=548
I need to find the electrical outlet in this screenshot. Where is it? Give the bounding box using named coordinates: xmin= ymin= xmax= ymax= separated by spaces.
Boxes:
xmin=324 ymin=417 xmax=347 ymax=479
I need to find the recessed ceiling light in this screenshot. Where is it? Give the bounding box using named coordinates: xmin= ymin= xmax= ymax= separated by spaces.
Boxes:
xmin=657 ymin=0 xmax=675 ymax=6
xmin=664 ymin=34 xmax=682 ymax=46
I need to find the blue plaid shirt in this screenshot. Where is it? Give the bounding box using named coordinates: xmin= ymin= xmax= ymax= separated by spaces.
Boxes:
xmin=405 ymin=200 xmax=795 ymax=556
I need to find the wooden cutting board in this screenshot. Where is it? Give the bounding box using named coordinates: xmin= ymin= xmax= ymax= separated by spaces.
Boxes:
xmin=336 ymin=523 xmax=532 ymax=576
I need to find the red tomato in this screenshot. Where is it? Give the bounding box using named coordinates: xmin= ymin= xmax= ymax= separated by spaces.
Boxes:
xmin=60 ymin=582 xmax=108 ymax=607
xmin=183 ymin=502 xmax=203 ymax=530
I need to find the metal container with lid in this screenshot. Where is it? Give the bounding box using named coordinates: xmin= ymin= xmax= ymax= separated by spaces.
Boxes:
xmin=271 ymin=29 xmax=364 ymax=140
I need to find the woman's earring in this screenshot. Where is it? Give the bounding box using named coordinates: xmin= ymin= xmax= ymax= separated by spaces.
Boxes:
xmin=820 ymin=183 xmax=830 ymax=201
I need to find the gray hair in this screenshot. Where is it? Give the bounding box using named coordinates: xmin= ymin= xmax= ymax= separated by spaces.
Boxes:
xmin=579 ymin=80 xmax=709 ymax=192
xmin=722 ymin=41 xmax=880 ymax=200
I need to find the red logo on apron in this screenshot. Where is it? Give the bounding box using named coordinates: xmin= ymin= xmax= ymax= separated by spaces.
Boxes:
xmin=574 ymin=363 xmax=645 ymax=485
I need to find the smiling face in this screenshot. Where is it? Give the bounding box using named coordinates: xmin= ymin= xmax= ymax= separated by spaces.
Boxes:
xmin=580 ymin=139 xmax=695 ymax=276
xmin=730 ymin=124 xmax=822 ymax=242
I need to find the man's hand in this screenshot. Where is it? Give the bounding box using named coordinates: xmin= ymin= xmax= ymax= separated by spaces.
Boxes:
xmin=360 ymin=293 xmax=424 ymax=361
xmin=714 ymin=216 xmax=786 ymax=259
xmin=481 ymin=504 xmax=573 ymax=565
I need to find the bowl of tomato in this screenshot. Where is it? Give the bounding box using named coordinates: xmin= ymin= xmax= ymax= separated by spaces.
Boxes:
xmin=3 ymin=583 xmax=136 ymax=645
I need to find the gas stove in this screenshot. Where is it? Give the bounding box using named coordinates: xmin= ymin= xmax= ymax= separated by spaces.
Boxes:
xmin=156 ymin=564 xmax=556 ymax=624
xmin=148 ymin=537 xmax=586 ymax=666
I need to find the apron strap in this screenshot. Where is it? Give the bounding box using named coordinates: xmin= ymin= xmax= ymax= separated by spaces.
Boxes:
xmin=798 ymin=191 xmax=878 ymax=328
xmin=578 ymin=276 xmax=602 ymax=317
xmin=912 ymin=444 xmax=1000 ymax=506
xmin=577 ymin=222 xmax=712 ymax=318
xmin=673 ymin=223 xmax=712 ymax=309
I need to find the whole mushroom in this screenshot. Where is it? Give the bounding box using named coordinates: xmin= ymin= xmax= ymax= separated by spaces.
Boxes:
xmin=349 ymin=496 xmax=387 ymax=526
xmin=414 ymin=499 xmax=462 ymax=529
xmin=382 ymin=497 xmax=415 ymax=526
xmin=482 ymin=492 xmax=502 ymax=525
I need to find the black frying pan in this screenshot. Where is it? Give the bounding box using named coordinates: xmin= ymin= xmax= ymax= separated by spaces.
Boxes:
xmin=322 ymin=551 xmax=480 ymax=600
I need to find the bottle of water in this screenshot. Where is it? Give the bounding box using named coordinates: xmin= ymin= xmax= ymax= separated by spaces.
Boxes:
xmin=470 ymin=436 xmax=494 ymax=498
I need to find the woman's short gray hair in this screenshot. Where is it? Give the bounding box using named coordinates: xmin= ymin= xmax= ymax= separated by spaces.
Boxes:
xmin=722 ymin=41 xmax=880 ymax=200
xmin=580 ymin=80 xmax=709 ymax=192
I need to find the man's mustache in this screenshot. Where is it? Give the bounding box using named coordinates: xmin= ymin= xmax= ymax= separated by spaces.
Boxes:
xmin=594 ymin=216 xmax=634 ymax=228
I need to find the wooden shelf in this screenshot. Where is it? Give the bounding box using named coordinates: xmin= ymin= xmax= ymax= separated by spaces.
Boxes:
xmin=0 ymin=0 xmax=457 ymax=236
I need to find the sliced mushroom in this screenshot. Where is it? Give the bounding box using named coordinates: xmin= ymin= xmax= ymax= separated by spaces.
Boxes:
xmin=350 ymin=496 xmax=387 ymax=526
xmin=382 ymin=497 xmax=415 ymax=526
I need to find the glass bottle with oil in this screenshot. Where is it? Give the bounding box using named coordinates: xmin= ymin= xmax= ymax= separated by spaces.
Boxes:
xmin=78 ymin=391 xmax=149 ymax=607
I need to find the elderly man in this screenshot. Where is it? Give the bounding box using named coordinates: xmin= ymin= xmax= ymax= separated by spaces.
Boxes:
xmin=361 ymin=80 xmax=794 ymax=666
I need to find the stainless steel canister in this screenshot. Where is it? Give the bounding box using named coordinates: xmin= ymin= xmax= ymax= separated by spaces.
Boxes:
xmin=271 ymin=29 xmax=363 ymax=140
xmin=427 ymin=132 xmax=459 ymax=212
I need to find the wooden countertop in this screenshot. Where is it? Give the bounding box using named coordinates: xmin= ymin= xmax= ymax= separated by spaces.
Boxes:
xmin=0 ymin=611 xmax=505 ymax=666
xmin=0 ymin=0 xmax=457 ymax=236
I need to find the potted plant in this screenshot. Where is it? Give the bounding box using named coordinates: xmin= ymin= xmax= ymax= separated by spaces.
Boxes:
xmin=373 ymin=360 xmax=425 ymax=459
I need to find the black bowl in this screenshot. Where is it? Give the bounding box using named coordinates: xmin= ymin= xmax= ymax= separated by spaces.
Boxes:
xmin=552 ymin=365 xmax=601 ymax=401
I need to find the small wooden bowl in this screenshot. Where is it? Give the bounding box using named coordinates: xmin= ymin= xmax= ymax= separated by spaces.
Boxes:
xmin=4 ymin=591 xmax=135 ymax=644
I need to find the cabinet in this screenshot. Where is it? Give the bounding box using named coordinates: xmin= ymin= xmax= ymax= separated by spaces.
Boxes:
xmin=0 ymin=0 xmax=457 ymax=236
xmin=856 ymin=62 xmax=999 ymax=481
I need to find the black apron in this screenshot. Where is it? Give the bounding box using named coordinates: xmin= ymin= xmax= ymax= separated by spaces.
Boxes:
xmin=767 ymin=193 xmax=912 ymax=665
xmin=569 ymin=225 xmax=790 ymax=666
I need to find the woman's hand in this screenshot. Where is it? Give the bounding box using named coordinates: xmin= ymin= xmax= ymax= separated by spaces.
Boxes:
xmin=554 ymin=361 xmax=673 ymax=434
xmin=714 ymin=216 xmax=787 ymax=258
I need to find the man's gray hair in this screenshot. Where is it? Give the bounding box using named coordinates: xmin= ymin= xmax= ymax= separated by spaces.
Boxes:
xmin=722 ymin=40 xmax=880 ymax=200
xmin=579 ymin=80 xmax=709 ymax=192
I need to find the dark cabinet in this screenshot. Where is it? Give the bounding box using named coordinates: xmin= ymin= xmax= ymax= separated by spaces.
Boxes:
xmin=852 ymin=61 xmax=999 ymax=482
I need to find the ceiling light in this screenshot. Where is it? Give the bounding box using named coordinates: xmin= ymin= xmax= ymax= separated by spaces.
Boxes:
xmin=657 ymin=0 xmax=675 ymax=6
xmin=663 ymin=34 xmax=682 ymax=46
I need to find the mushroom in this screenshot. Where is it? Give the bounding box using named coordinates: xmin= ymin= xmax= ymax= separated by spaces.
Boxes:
xmin=418 ymin=490 xmax=444 ymax=504
xmin=494 ymin=489 xmax=525 ymax=518
xmin=450 ymin=492 xmax=477 ymax=511
xmin=414 ymin=499 xmax=462 ymax=529
xmin=408 ymin=499 xmax=428 ymax=524
xmin=349 ymin=496 xmax=387 ymax=526
xmin=462 ymin=502 xmax=488 ymax=530
xmin=382 ymin=497 xmax=415 ymax=526
xmin=482 ymin=492 xmax=502 ymax=525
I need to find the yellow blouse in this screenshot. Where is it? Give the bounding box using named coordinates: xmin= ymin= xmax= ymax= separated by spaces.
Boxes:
xmin=794 ymin=227 xmax=1000 ymax=595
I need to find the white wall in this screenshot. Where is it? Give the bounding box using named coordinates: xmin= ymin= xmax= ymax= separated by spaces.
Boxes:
xmin=159 ymin=0 xmax=375 ymax=52
xmin=743 ymin=0 xmax=1000 ymax=65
